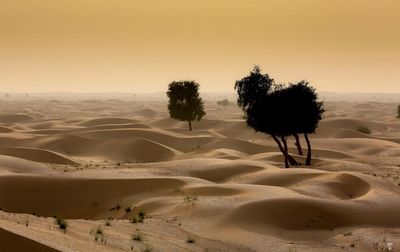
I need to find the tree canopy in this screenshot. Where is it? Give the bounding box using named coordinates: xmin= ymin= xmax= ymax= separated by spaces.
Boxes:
xmin=235 ymin=67 xmax=324 ymax=167
xmin=167 ymin=80 xmax=206 ymax=131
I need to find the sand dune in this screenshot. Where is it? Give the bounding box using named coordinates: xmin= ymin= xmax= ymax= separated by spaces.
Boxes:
xmin=0 ymin=148 xmax=77 ymax=165
xmin=224 ymin=196 xmax=400 ymax=238
xmin=0 ymin=227 xmax=59 ymax=252
xmin=78 ymin=117 xmax=137 ymax=127
xmin=0 ymin=126 xmax=13 ymax=133
xmin=0 ymin=114 xmax=33 ymax=124
xmin=0 ymin=96 xmax=399 ymax=251
xmin=0 ymin=176 xmax=186 ymax=219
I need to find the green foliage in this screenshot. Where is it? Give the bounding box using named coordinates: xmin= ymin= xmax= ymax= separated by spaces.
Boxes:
xmin=183 ymin=195 xmax=198 ymax=205
xmin=167 ymin=80 xmax=206 ymax=131
xmin=55 ymin=217 xmax=67 ymax=232
xmin=132 ymin=230 xmax=143 ymax=241
xmin=130 ymin=210 xmax=146 ymax=223
xmin=357 ymin=126 xmax=371 ymax=135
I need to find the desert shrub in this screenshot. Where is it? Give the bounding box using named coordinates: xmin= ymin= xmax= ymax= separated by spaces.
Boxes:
xmin=96 ymin=226 xmax=103 ymax=235
xmin=130 ymin=210 xmax=146 ymax=223
xmin=357 ymin=126 xmax=371 ymax=135
xmin=55 ymin=217 xmax=68 ymax=232
xmin=183 ymin=195 xmax=198 ymax=206
xmin=132 ymin=230 xmax=143 ymax=241
xmin=186 ymin=237 xmax=195 ymax=243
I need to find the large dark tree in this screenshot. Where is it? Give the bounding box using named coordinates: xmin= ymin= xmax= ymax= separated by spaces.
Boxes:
xmin=235 ymin=66 xmax=298 ymax=167
xmin=167 ymin=80 xmax=206 ymax=131
xmin=285 ymin=81 xmax=325 ymax=165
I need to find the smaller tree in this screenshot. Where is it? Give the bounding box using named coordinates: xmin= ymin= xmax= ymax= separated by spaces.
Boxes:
xmin=167 ymin=81 xmax=206 ymax=131
xmin=217 ymin=99 xmax=230 ymax=107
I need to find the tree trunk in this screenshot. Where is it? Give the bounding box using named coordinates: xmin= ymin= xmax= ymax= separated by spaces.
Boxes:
xmin=281 ymin=137 xmax=289 ymax=168
xmin=272 ymin=135 xmax=298 ymax=166
xmin=304 ymin=132 xmax=312 ymax=166
xmin=294 ymin=133 xmax=303 ymax=156
xmin=188 ymin=120 xmax=192 ymax=131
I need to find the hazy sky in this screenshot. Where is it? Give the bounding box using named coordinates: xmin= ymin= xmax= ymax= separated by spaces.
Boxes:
xmin=1 ymin=0 xmax=399 ymax=93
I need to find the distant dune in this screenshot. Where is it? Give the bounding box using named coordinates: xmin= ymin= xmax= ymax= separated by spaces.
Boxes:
xmin=0 ymin=95 xmax=399 ymax=251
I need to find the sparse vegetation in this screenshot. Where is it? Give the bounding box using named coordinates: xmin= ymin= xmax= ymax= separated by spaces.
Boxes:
xmin=130 ymin=210 xmax=146 ymax=223
xmin=357 ymin=126 xmax=371 ymax=135
xmin=184 ymin=195 xmax=198 ymax=205
xmin=186 ymin=237 xmax=195 ymax=243
xmin=55 ymin=217 xmax=67 ymax=232
xmin=125 ymin=206 xmax=132 ymax=213
xmin=96 ymin=226 xmax=103 ymax=235
xmin=110 ymin=203 xmax=121 ymax=211
xmin=217 ymin=99 xmax=230 ymax=107
xmin=141 ymin=245 xmax=152 ymax=252
xmin=132 ymin=230 xmax=143 ymax=241
xmin=167 ymin=80 xmax=206 ymax=131
xmin=343 ymin=231 xmax=353 ymax=236
xmin=91 ymin=226 xmax=106 ymax=243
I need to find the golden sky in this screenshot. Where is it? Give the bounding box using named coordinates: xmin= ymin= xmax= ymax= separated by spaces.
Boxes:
xmin=1 ymin=0 xmax=399 ymax=93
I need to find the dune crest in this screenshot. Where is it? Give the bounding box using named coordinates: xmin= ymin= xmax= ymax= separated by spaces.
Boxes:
xmin=0 ymin=97 xmax=399 ymax=251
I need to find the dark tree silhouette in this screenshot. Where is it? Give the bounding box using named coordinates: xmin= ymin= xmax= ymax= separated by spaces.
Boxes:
xmin=167 ymin=80 xmax=206 ymax=131
xmin=235 ymin=66 xmax=273 ymax=112
xmin=285 ymin=81 xmax=325 ymax=165
xmin=217 ymin=99 xmax=230 ymax=107
xmin=397 ymin=104 xmax=400 ymax=118
xmin=235 ymin=66 xmax=298 ymax=167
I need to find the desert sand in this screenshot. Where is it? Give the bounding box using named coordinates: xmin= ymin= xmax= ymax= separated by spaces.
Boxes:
xmin=0 ymin=93 xmax=399 ymax=252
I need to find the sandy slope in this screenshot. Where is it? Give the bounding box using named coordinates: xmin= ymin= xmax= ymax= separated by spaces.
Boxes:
xmin=0 ymin=94 xmax=400 ymax=251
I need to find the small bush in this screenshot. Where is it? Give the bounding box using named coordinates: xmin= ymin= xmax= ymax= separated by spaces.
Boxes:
xmin=138 ymin=210 xmax=146 ymax=219
xmin=357 ymin=126 xmax=371 ymax=135
xmin=141 ymin=246 xmax=152 ymax=252
xmin=132 ymin=230 xmax=143 ymax=241
xmin=184 ymin=195 xmax=198 ymax=205
xmin=96 ymin=226 xmax=103 ymax=235
xmin=130 ymin=210 xmax=146 ymax=223
xmin=110 ymin=204 xmax=121 ymax=211
xmin=186 ymin=237 xmax=195 ymax=243
xmin=55 ymin=217 xmax=67 ymax=232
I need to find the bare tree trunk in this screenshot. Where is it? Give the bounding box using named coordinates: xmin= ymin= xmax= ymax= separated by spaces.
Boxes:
xmin=304 ymin=132 xmax=312 ymax=165
xmin=272 ymin=135 xmax=298 ymax=166
xmin=188 ymin=120 xmax=192 ymax=131
xmin=294 ymin=133 xmax=303 ymax=156
xmin=281 ymin=137 xmax=289 ymax=168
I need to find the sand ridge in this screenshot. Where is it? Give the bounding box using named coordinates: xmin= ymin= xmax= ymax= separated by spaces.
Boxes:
xmin=0 ymin=95 xmax=399 ymax=251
